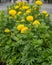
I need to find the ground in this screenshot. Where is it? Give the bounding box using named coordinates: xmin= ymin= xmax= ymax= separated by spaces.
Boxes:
xmin=0 ymin=2 xmax=52 ymax=21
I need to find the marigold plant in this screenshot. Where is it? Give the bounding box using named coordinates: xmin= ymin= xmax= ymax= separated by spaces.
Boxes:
xmin=0 ymin=1 xmax=52 ymax=65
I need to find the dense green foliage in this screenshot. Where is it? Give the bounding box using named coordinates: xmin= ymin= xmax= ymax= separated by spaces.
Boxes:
xmin=0 ymin=1 xmax=52 ymax=65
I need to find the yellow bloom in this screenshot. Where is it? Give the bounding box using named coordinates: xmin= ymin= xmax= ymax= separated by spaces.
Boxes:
xmin=17 ymin=24 xmax=24 ymax=31
xmin=26 ymin=9 xmax=31 ymax=14
xmin=17 ymin=11 xmax=22 ymax=15
xmin=42 ymin=10 xmax=47 ymax=14
xmin=21 ymin=27 xmax=28 ymax=33
xmin=22 ymin=6 xmax=29 ymax=10
xmin=35 ymin=1 xmax=42 ymax=6
xmin=14 ymin=5 xmax=19 ymax=9
xmin=26 ymin=16 xmax=33 ymax=21
xmin=9 ymin=10 xmax=16 ymax=16
xmin=4 ymin=28 xmax=10 ymax=33
xmin=42 ymin=10 xmax=49 ymax=17
xmin=33 ymin=20 xmax=40 ymax=25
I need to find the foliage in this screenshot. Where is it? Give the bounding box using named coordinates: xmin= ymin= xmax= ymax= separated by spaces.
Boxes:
xmin=0 ymin=1 xmax=52 ymax=65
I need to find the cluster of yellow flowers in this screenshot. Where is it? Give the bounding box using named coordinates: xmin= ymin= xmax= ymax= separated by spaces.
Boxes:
xmin=4 ymin=28 xmax=10 ymax=33
xmin=14 ymin=6 xmax=19 ymax=9
xmin=26 ymin=9 xmax=31 ymax=14
xmin=9 ymin=10 xmax=16 ymax=16
xmin=22 ymin=6 xmax=29 ymax=10
xmin=42 ymin=10 xmax=49 ymax=17
xmin=33 ymin=20 xmax=40 ymax=28
xmin=35 ymin=0 xmax=42 ymax=6
xmin=4 ymin=0 xmax=49 ymax=34
xmin=33 ymin=20 xmax=40 ymax=25
xmin=26 ymin=16 xmax=33 ymax=21
xmin=17 ymin=24 xmax=28 ymax=33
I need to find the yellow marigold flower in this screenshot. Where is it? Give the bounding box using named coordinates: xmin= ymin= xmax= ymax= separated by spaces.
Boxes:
xmin=9 ymin=10 xmax=16 ymax=16
xmin=21 ymin=27 xmax=28 ymax=33
xmin=22 ymin=6 xmax=29 ymax=10
xmin=33 ymin=20 xmax=40 ymax=25
xmin=42 ymin=10 xmax=49 ymax=17
xmin=17 ymin=24 xmax=24 ymax=31
xmin=14 ymin=5 xmax=19 ymax=9
xmin=42 ymin=10 xmax=47 ymax=14
xmin=26 ymin=16 xmax=33 ymax=21
xmin=17 ymin=11 xmax=22 ymax=15
xmin=26 ymin=9 xmax=31 ymax=14
xmin=4 ymin=28 xmax=10 ymax=33
xmin=35 ymin=1 xmax=42 ymax=6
